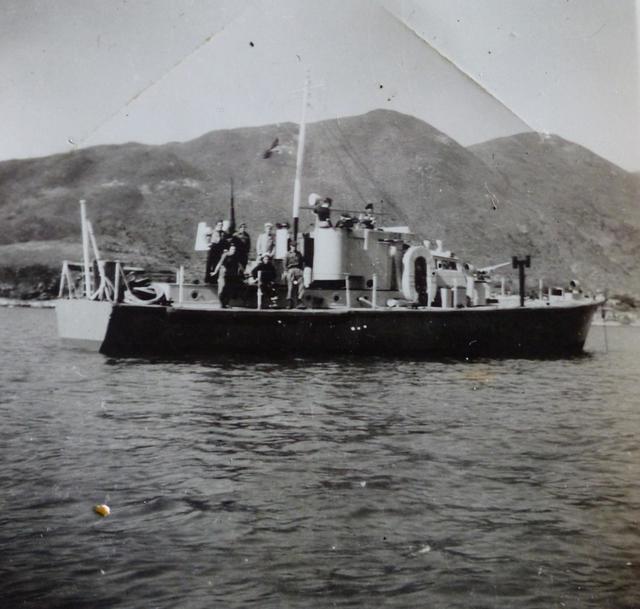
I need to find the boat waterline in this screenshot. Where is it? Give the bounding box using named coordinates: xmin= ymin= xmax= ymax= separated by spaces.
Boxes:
xmin=56 ymin=298 xmax=601 ymax=358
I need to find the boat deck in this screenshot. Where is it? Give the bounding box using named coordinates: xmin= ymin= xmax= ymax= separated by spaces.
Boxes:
xmin=165 ymin=297 xmax=602 ymax=314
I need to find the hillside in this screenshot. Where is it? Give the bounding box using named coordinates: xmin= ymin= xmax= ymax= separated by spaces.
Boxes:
xmin=0 ymin=110 xmax=638 ymax=298
xmin=469 ymin=133 xmax=640 ymax=290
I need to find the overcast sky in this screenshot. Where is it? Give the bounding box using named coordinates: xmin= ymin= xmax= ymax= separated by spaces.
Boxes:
xmin=1 ymin=0 xmax=638 ymax=170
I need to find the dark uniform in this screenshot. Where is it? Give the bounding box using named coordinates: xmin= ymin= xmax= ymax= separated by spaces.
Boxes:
xmin=252 ymin=257 xmax=277 ymax=307
xmin=232 ymin=227 xmax=251 ymax=267
xmin=314 ymin=198 xmax=332 ymax=227
xmin=205 ymin=228 xmax=228 ymax=284
xmin=285 ymin=248 xmax=305 ymax=307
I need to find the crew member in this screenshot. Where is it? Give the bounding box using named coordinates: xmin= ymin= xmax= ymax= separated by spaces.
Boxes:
xmin=256 ymin=222 xmax=276 ymax=260
xmin=358 ymin=203 xmax=376 ymax=228
xmin=285 ymin=242 xmax=305 ymax=308
xmin=205 ymin=220 xmax=226 ymax=283
xmin=214 ymin=244 xmax=244 ymax=308
xmin=336 ymin=213 xmax=355 ymax=229
xmin=232 ymin=222 xmax=251 ymax=267
xmin=251 ymin=253 xmax=277 ymax=308
xmin=311 ymin=196 xmax=333 ymax=228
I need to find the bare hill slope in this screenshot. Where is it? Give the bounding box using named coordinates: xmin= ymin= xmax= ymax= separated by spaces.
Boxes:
xmin=469 ymin=133 xmax=640 ymax=290
xmin=0 ymin=110 xmax=637 ymax=297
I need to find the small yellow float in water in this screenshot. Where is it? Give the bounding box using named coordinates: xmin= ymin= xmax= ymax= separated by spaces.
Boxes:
xmin=94 ymin=504 xmax=111 ymax=517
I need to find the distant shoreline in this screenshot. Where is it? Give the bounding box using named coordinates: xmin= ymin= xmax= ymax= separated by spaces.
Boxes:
xmin=0 ymin=298 xmax=54 ymax=309
xmin=592 ymin=319 xmax=640 ymax=328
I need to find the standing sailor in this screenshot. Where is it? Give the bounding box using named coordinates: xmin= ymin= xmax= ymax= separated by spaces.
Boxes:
xmin=311 ymin=196 xmax=333 ymax=228
xmin=285 ymin=242 xmax=305 ymax=308
xmin=233 ymin=222 xmax=251 ymax=267
xmin=214 ymin=244 xmax=244 ymax=308
xmin=205 ymin=220 xmax=226 ymax=283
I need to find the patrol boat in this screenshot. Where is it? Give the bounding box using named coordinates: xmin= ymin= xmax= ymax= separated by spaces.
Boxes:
xmin=55 ymin=198 xmax=602 ymax=358
xmin=55 ymin=81 xmax=602 ymax=358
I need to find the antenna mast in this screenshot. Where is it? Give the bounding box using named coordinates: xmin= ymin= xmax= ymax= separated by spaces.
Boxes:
xmin=292 ymin=76 xmax=310 ymax=243
xmin=229 ymin=177 xmax=236 ymax=234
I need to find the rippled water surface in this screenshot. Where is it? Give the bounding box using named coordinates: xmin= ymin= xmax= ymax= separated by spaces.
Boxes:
xmin=1 ymin=308 xmax=639 ymax=608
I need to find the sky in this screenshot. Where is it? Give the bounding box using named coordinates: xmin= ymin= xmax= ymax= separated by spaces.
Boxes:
xmin=1 ymin=0 xmax=638 ymax=170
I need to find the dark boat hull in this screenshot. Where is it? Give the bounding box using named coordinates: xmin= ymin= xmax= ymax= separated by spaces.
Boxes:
xmin=98 ymin=301 xmax=600 ymax=358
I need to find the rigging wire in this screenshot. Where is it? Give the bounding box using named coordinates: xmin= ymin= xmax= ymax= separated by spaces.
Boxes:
xmin=330 ymin=117 xmax=407 ymax=223
xmin=317 ymin=120 xmax=370 ymax=208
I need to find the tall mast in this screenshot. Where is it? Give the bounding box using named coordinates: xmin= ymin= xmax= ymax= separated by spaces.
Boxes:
xmin=292 ymin=77 xmax=310 ymax=243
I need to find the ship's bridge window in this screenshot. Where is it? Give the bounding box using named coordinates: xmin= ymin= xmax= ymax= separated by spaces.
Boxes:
xmin=436 ymin=259 xmax=457 ymax=270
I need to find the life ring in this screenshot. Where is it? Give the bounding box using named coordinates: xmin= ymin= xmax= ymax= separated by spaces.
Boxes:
xmin=123 ymin=284 xmax=166 ymax=305
xmin=401 ymin=245 xmax=432 ymax=301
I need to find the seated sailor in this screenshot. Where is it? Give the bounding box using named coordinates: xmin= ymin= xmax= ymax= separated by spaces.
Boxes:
xmin=251 ymin=253 xmax=277 ymax=308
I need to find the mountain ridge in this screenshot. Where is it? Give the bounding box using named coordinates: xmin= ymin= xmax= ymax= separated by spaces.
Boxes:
xmin=0 ymin=109 xmax=637 ymax=298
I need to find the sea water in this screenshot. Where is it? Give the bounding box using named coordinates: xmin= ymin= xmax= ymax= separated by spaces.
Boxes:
xmin=1 ymin=307 xmax=639 ymax=609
